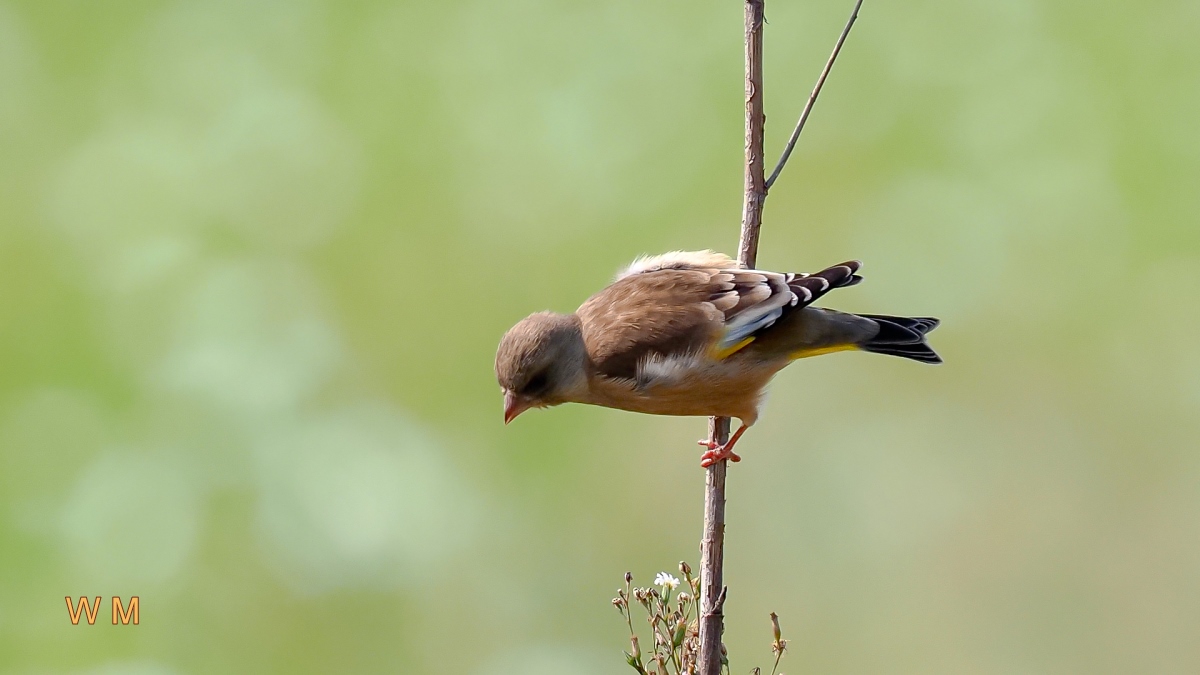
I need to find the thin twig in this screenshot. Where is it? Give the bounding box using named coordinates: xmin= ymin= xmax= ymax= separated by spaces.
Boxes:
xmin=764 ymin=0 xmax=864 ymax=190
xmin=699 ymin=0 xmax=765 ymax=674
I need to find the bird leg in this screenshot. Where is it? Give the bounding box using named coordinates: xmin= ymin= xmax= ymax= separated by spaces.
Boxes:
xmin=697 ymin=424 xmax=749 ymax=467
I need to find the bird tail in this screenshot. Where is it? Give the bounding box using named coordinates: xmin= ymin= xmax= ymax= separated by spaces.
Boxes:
xmin=857 ymin=314 xmax=942 ymax=364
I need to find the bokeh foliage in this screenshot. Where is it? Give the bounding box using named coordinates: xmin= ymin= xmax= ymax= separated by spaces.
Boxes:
xmin=1 ymin=0 xmax=1198 ymax=673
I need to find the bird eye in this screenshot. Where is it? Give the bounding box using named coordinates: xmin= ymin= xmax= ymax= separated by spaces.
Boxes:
xmin=522 ymin=372 xmax=550 ymax=396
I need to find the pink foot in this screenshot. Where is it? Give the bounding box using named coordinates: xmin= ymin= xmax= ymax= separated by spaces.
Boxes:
xmin=696 ymin=425 xmax=750 ymax=467
xmin=698 ymin=443 xmax=741 ymax=467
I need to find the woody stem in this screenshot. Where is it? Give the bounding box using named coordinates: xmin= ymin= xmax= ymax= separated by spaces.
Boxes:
xmin=698 ymin=0 xmax=765 ymax=674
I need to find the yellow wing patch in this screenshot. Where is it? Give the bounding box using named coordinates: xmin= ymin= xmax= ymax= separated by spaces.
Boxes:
xmin=712 ymin=337 xmax=756 ymax=360
xmin=789 ymin=344 xmax=858 ymax=360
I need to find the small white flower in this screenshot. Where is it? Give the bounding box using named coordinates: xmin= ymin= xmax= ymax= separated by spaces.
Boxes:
xmin=654 ymin=572 xmax=680 ymax=590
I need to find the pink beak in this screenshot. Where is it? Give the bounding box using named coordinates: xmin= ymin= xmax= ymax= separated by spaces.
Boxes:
xmin=503 ymin=390 xmax=531 ymax=425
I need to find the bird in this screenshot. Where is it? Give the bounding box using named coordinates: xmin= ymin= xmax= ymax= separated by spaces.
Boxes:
xmin=495 ymin=250 xmax=940 ymax=466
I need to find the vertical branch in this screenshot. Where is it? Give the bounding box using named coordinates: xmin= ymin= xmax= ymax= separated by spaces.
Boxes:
xmin=739 ymin=0 xmax=767 ymax=270
xmin=698 ymin=1 xmax=765 ymax=674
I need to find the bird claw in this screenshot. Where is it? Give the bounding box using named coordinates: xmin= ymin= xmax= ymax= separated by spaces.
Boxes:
xmin=698 ymin=441 xmax=741 ymax=467
xmin=696 ymin=425 xmax=749 ymax=467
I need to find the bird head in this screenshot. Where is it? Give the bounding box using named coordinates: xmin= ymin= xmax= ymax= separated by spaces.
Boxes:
xmin=495 ymin=311 xmax=587 ymax=424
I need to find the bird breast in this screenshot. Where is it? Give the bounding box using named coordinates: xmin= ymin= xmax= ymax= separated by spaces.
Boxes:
xmin=581 ymin=355 xmax=778 ymax=424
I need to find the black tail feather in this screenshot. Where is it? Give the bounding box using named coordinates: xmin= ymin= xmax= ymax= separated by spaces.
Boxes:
xmin=858 ymin=314 xmax=942 ymax=364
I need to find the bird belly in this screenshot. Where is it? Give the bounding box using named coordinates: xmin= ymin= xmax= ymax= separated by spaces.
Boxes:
xmin=583 ymin=361 xmax=777 ymax=424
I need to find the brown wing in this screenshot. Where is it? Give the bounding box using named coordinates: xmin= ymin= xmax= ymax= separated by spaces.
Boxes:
xmin=577 ymin=268 xmax=721 ymax=380
xmin=678 ymin=261 xmax=864 ymax=355
xmin=579 ymin=252 xmax=864 ymax=381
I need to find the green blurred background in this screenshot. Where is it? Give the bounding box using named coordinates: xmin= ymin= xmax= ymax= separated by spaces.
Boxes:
xmin=1 ymin=0 xmax=1198 ymax=673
